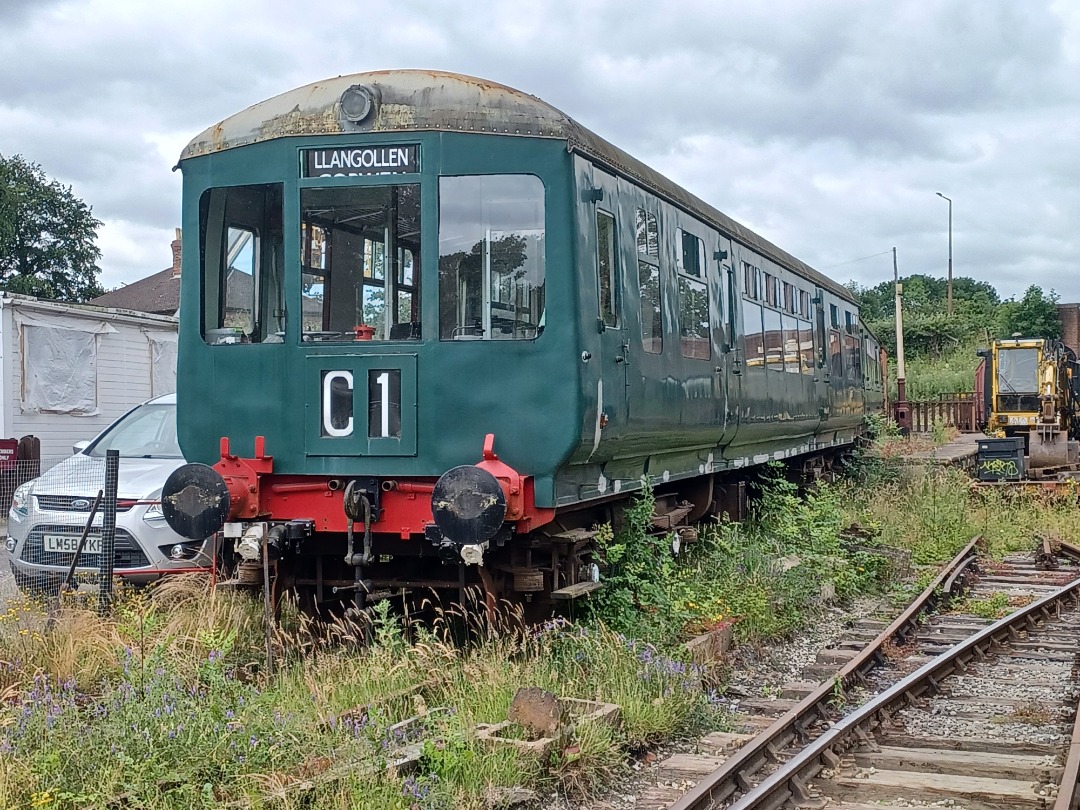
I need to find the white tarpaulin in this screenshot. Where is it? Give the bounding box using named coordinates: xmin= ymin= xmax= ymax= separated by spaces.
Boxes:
xmin=145 ymin=330 xmax=177 ymax=396
xmin=16 ymin=309 xmax=116 ymax=416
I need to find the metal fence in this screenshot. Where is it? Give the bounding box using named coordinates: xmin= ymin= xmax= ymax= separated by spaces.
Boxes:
xmin=2 ymin=450 xmax=121 ymax=613
xmin=909 ymin=392 xmax=979 ymax=434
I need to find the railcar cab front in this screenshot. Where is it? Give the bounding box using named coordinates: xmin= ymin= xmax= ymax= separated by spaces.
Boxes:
xmin=172 ymin=75 xmax=585 ymax=603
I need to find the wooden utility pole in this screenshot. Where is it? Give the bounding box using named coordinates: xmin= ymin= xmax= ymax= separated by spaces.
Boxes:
xmin=893 ymin=247 xmax=911 ymax=433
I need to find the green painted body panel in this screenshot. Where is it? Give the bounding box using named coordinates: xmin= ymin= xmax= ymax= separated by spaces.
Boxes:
xmin=176 ymin=75 xmax=886 ymax=514
xmin=178 ymin=132 xmax=582 ymax=507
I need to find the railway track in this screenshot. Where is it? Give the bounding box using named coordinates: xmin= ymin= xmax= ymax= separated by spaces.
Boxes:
xmin=638 ymin=536 xmax=1080 ymax=810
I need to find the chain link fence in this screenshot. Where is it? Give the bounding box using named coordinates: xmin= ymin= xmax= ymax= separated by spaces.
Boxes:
xmin=2 ymin=447 xmax=123 ymax=613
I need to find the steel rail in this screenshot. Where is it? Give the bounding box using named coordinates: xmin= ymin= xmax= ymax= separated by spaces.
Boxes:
xmin=728 ymin=570 xmax=1080 ymax=810
xmin=1054 ymin=699 xmax=1080 ymax=810
xmin=669 ymin=535 xmax=984 ymax=810
xmin=1053 ymin=541 xmax=1080 ymax=809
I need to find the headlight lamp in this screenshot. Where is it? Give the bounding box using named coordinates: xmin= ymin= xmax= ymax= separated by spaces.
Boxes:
xmin=143 ymin=498 xmax=166 ymax=525
xmin=10 ymin=481 xmax=35 ymax=518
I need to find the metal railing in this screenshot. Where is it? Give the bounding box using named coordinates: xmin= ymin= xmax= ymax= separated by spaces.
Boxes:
xmin=909 ymin=391 xmax=978 ymax=433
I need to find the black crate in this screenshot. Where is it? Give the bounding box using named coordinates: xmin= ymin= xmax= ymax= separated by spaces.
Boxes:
xmin=976 ymin=437 xmax=1025 ymax=480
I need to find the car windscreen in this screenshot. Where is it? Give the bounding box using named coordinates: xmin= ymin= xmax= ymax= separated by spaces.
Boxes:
xmin=86 ymin=403 xmax=183 ymax=459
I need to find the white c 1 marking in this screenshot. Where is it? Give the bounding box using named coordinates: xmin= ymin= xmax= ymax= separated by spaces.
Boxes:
xmin=375 ymin=370 xmax=390 ymax=437
xmin=322 ymin=370 xmax=354 ymax=437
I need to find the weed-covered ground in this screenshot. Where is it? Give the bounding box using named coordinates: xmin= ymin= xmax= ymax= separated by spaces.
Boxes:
xmin=3 ymin=439 xmax=1080 ymax=809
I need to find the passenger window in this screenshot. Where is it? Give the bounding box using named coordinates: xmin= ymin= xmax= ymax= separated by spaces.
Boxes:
xmin=798 ymin=317 xmax=814 ymax=373
xmin=200 ymin=184 xmax=284 ymax=345
xmin=438 ymin=175 xmax=545 ymax=340
xmin=763 ymin=307 xmax=783 ymax=372
xmin=300 ymin=184 xmax=421 ymax=342
xmin=676 ymin=230 xmax=709 ymax=360
xmin=639 ymin=262 xmax=662 ymax=354
xmin=597 ymin=211 xmax=619 ymax=328
xmin=799 ymin=290 xmax=811 ymax=319
xmin=636 ymin=209 xmax=659 ymax=258
xmin=636 ymin=208 xmax=661 ymax=353
xmin=677 ymin=229 xmax=706 ymax=278
xmin=743 ymin=262 xmax=760 ymax=300
xmin=742 ymin=299 xmax=764 ymax=367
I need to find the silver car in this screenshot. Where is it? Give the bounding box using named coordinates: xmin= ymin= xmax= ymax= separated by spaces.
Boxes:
xmin=6 ymin=394 xmax=213 ymax=593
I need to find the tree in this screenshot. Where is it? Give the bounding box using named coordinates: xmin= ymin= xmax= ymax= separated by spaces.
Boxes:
xmin=995 ymin=285 xmax=1061 ymax=340
xmin=0 ymin=154 xmax=104 ymax=302
xmin=848 ymin=274 xmax=1001 ymax=357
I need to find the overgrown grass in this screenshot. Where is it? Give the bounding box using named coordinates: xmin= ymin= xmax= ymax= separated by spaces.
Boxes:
xmin=888 ymin=339 xmax=983 ymax=401
xmin=0 ymin=578 xmax=720 ymax=809
xmin=587 ymin=468 xmax=891 ymax=646
xmin=838 ymin=462 xmax=1080 ymax=564
xmin=4 ymin=450 xmax=1075 ymax=806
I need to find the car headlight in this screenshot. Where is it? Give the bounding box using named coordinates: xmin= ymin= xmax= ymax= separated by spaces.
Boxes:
xmin=143 ymin=500 xmax=167 ymax=525
xmin=10 ymin=480 xmax=35 ymax=519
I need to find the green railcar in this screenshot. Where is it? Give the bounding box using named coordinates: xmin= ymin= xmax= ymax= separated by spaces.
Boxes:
xmin=165 ymin=70 xmax=885 ymax=609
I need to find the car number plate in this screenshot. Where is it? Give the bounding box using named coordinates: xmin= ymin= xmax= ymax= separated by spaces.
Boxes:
xmin=43 ymin=534 xmax=101 ymax=554
xmin=1007 ymin=416 xmax=1030 ymax=425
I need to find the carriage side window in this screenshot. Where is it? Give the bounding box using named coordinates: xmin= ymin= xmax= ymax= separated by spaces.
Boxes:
xmin=676 ymin=230 xmax=709 ymax=360
xmin=597 ymin=210 xmax=619 ymax=328
xmin=763 ymin=273 xmax=776 ymax=307
xmin=637 ymin=208 xmax=662 ymax=354
xmin=742 ymin=298 xmax=764 ymax=368
xmin=829 ymin=328 xmax=842 ymax=379
xmin=636 ymin=208 xmax=659 ymax=258
xmin=200 ymin=183 xmax=284 ymax=345
xmin=438 ymin=175 xmax=545 ymax=340
xmin=830 ymin=304 xmax=840 ymax=329
xmin=677 ymin=229 xmax=706 ymax=278
xmin=743 ymin=262 xmax=760 ymax=300
xmin=300 ymin=184 xmax=421 ymax=342
xmin=799 ymin=289 xmax=811 ymax=319
xmin=798 ymin=316 xmax=814 ymax=373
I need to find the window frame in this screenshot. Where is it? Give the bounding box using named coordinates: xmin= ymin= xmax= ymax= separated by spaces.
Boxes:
xmin=299 ymin=182 xmax=423 ymax=342
xmin=636 ymin=207 xmax=662 ymax=354
xmin=199 ymin=182 xmax=285 ymax=346
xmin=596 ymin=209 xmax=620 ymax=328
xmin=437 ymin=173 xmax=546 ymax=342
xmin=675 ymin=229 xmax=710 ymax=361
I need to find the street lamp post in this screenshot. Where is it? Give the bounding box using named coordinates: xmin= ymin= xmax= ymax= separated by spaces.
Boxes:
xmin=936 ymin=192 xmax=953 ymax=316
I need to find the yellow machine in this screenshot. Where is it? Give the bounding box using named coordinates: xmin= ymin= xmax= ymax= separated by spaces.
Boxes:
xmin=979 ymin=338 xmax=1080 ymax=468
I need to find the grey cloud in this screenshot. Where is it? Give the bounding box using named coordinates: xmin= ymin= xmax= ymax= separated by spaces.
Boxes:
xmin=1 ymin=0 xmax=1078 ymax=303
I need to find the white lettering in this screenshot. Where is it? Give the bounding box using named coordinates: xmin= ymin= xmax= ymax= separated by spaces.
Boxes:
xmin=375 ymin=371 xmax=390 ymax=437
xmin=322 ymin=371 xmax=354 ymax=437
xmin=307 ymin=147 xmax=415 ymax=177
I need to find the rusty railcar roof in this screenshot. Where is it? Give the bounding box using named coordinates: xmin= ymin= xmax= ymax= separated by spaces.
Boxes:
xmin=180 ymin=69 xmax=855 ymax=303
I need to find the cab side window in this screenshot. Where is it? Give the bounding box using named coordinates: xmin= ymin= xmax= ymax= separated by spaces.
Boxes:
xmin=200 ymin=183 xmax=285 ymax=345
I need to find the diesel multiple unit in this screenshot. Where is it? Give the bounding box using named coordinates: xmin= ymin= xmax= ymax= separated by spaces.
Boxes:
xmin=162 ymin=70 xmax=885 ymax=610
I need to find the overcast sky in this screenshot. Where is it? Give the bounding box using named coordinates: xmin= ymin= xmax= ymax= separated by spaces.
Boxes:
xmin=2 ymin=0 xmax=1077 ymax=303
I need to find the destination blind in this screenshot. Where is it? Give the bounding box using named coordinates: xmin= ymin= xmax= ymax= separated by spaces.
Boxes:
xmin=303 ymin=145 xmax=419 ymax=177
